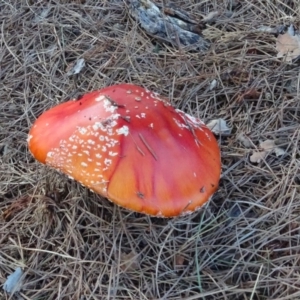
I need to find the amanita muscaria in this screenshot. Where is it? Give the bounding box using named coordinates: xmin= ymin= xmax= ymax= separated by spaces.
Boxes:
xmin=28 ymin=84 xmax=221 ymax=217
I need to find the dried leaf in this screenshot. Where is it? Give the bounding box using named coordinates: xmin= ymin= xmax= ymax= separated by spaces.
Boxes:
xmin=175 ymin=254 xmax=185 ymax=268
xmin=3 ymin=195 xmax=57 ymax=222
xmin=237 ymin=88 xmax=260 ymax=102
xmin=260 ymin=139 xmax=276 ymax=151
xmin=274 ymin=147 xmax=285 ymax=157
xmin=120 ymin=251 xmax=140 ymax=272
xmin=209 ymin=79 xmax=218 ymax=91
xmin=3 ymin=267 xmax=23 ymax=294
xmin=221 ymin=68 xmax=250 ymax=84
xmin=202 ymin=11 xmax=220 ymax=22
xmin=33 ymin=8 xmax=51 ymax=23
xmin=276 ymin=25 xmax=300 ymax=62
xmin=237 ymin=133 xmax=252 ymax=148
xmin=250 ymin=151 xmax=268 ymax=163
xmin=45 ymin=44 xmax=58 ymax=57
xmin=286 ymin=76 xmax=300 ymax=93
xmin=250 ymin=139 xmax=285 ymax=163
xmin=206 ymin=118 xmax=231 ymax=135
xmin=260 ymin=140 xmax=285 ymax=156
xmin=66 ymin=58 xmax=85 ymax=76
xmin=3 ymin=196 xmax=33 ymax=221
xmin=255 ymin=25 xmax=285 ymax=34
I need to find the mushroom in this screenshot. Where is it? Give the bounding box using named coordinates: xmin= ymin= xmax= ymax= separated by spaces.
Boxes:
xmin=28 ymin=84 xmax=221 ymax=217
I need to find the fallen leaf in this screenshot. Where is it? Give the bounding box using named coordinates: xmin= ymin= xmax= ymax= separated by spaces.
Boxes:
xmin=202 ymin=11 xmax=220 ymax=22
xmin=120 ymin=251 xmax=140 ymax=272
xmin=221 ymin=68 xmax=250 ymax=84
xmin=250 ymin=139 xmax=285 ymax=163
xmin=250 ymin=151 xmax=268 ymax=163
xmin=45 ymin=44 xmax=58 ymax=57
xmin=209 ymin=79 xmax=218 ymax=91
xmin=274 ymin=147 xmax=286 ymax=157
xmin=33 ymin=8 xmax=51 ymax=23
xmin=237 ymin=133 xmax=252 ymax=148
xmin=206 ymin=118 xmax=231 ymax=135
xmin=66 ymin=58 xmax=85 ymax=76
xmin=3 ymin=267 xmax=23 ymax=294
xmin=286 ymin=76 xmax=300 ymax=93
xmin=3 ymin=196 xmax=33 ymax=221
xmin=255 ymin=25 xmax=285 ymax=34
xmin=3 ymin=195 xmax=57 ymax=222
xmin=174 ymin=254 xmax=186 ymax=270
xmin=260 ymin=139 xmax=285 ymax=156
xmin=236 ymin=88 xmax=261 ymax=102
xmin=276 ymin=25 xmax=300 ymax=62
xmin=260 ymin=139 xmax=276 ymax=151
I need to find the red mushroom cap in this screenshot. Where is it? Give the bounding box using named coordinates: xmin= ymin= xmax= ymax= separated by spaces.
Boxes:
xmin=28 ymin=84 xmax=221 ymax=217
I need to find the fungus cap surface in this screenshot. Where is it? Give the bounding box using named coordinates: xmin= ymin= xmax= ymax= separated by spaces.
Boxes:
xmin=28 ymin=83 xmax=221 ymax=217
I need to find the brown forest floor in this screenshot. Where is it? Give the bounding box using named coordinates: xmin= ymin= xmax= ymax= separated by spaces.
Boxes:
xmin=1 ymin=1 xmax=300 ymax=299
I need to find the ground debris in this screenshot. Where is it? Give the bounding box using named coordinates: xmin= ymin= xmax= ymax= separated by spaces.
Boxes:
xmin=120 ymin=251 xmax=140 ymax=272
xmin=127 ymin=0 xmax=210 ymax=50
xmin=250 ymin=139 xmax=285 ymax=163
xmin=2 ymin=196 xmax=33 ymax=221
xmin=3 ymin=267 xmax=23 ymax=294
xmin=209 ymin=79 xmax=218 ymax=91
xmin=2 ymin=195 xmax=57 ymax=222
xmin=236 ymin=88 xmax=261 ymax=102
xmin=174 ymin=254 xmax=186 ymax=270
xmin=206 ymin=118 xmax=231 ymax=135
xmin=220 ymin=68 xmax=251 ymax=84
xmin=276 ymin=24 xmax=300 ymax=62
xmin=250 ymin=151 xmax=268 ymax=163
xmin=66 ymin=58 xmax=86 ymax=76
xmin=253 ymin=25 xmax=285 ymax=34
xmin=237 ymin=133 xmax=252 ymax=148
